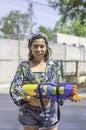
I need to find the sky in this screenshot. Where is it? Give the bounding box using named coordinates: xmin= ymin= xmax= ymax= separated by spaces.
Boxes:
xmin=0 ymin=0 xmax=60 ymax=30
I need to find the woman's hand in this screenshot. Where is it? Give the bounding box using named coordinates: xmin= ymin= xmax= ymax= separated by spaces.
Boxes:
xmin=67 ymin=93 xmax=83 ymax=102
xmin=24 ymin=95 xmax=31 ymax=102
xmin=67 ymin=95 xmax=79 ymax=102
xmin=23 ymin=95 xmax=50 ymax=106
xmin=23 ymin=96 xmax=41 ymax=106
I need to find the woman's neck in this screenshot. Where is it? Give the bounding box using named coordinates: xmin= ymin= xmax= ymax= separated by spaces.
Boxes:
xmin=30 ymin=59 xmax=46 ymax=72
xmin=31 ymin=59 xmax=45 ymax=65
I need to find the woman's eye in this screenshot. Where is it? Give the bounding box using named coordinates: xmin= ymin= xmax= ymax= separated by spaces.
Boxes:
xmin=34 ymin=45 xmax=45 ymax=48
xmin=40 ymin=45 xmax=45 ymax=48
xmin=34 ymin=45 xmax=38 ymax=48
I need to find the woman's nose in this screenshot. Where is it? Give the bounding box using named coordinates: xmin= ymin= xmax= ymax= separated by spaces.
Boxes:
xmin=37 ymin=47 xmax=41 ymax=51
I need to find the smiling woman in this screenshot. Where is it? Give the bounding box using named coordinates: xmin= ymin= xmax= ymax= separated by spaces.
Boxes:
xmin=30 ymin=39 xmax=47 ymax=60
xmin=28 ymin=33 xmax=50 ymax=72
xmin=9 ymin=32 xmax=62 ymax=130
xmin=28 ymin=32 xmax=51 ymax=62
xmin=9 ymin=32 xmax=77 ymax=130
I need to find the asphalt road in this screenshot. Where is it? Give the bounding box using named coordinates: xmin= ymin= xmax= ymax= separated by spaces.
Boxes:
xmin=0 ymin=88 xmax=86 ymax=130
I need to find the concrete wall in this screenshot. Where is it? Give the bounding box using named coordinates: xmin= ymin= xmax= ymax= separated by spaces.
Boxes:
xmin=53 ymin=33 xmax=86 ymax=47
xmin=0 ymin=39 xmax=28 ymax=84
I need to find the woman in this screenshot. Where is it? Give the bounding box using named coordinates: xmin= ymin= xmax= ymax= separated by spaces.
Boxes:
xmin=9 ymin=32 xmax=74 ymax=130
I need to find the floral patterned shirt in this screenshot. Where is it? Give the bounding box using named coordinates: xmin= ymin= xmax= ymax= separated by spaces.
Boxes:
xmin=9 ymin=60 xmax=62 ymax=106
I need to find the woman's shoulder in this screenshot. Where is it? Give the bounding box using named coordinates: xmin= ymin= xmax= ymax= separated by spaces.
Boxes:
xmin=47 ymin=60 xmax=59 ymax=66
xmin=19 ymin=60 xmax=29 ymax=68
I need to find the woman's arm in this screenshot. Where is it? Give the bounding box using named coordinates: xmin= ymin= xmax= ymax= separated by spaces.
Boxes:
xmin=9 ymin=63 xmax=27 ymax=106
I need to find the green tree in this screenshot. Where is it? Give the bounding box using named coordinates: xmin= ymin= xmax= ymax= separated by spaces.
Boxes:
xmin=39 ymin=26 xmax=54 ymax=41
xmin=48 ymin=0 xmax=86 ymax=24
xmin=54 ymin=19 xmax=86 ymax=36
xmin=0 ymin=10 xmax=30 ymax=39
xmin=67 ymin=20 xmax=86 ymax=36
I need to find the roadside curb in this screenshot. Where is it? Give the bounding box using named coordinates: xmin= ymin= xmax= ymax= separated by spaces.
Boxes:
xmin=0 ymin=84 xmax=10 ymax=94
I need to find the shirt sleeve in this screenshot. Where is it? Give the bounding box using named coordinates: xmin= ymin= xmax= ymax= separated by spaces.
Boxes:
xmin=9 ymin=63 xmax=27 ymax=106
xmin=54 ymin=61 xmax=63 ymax=83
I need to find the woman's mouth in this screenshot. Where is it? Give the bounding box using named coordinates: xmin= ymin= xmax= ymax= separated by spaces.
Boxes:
xmin=35 ymin=53 xmax=43 ymax=57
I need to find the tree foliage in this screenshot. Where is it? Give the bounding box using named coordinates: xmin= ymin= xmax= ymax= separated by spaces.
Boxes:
xmin=47 ymin=0 xmax=86 ymax=37
xmin=39 ymin=26 xmax=54 ymax=41
xmin=0 ymin=10 xmax=30 ymax=38
xmin=54 ymin=19 xmax=86 ymax=37
xmin=48 ymin=0 xmax=86 ymax=24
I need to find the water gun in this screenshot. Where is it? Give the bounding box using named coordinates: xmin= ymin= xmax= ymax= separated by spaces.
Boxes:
xmin=21 ymin=82 xmax=83 ymax=102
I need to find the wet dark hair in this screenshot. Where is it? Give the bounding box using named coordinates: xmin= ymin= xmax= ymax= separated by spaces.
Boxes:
xmin=28 ymin=32 xmax=52 ymax=61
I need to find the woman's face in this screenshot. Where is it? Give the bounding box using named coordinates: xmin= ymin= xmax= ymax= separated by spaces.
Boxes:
xmin=30 ymin=38 xmax=47 ymax=61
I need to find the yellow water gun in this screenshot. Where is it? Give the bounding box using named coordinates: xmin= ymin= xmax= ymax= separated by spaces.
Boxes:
xmin=21 ymin=82 xmax=83 ymax=102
